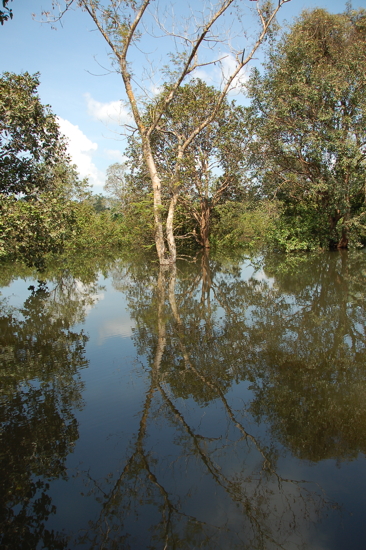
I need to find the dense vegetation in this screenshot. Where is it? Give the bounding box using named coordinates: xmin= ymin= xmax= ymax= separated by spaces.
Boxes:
xmin=1 ymin=7 xmax=366 ymax=267
xmin=246 ymin=6 xmax=366 ymax=251
xmin=0 ymin=72 xmax=146 ymax=267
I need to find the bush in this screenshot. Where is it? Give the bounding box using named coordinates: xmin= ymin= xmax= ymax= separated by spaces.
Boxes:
xmin=64 ymin=195 xmax=156 ymax=254
xmin=0 ymin=193 xmax=77 ymax=267
xmin=212 ymin=200 xmax=279 ymax=250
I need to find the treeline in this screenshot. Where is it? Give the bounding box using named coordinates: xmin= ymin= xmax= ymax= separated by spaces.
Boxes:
xmin=1 ymin=7 xmax=366 ymax=266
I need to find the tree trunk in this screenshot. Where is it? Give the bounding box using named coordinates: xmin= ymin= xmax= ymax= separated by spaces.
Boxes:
xmin=199 ymin=199 xmax=211 ymax=249
xmin=142 ymin=139 xmax=173 ymax=264
xmin=329 ymin=208 xmax=349 ymax=250
xmin=337 ymin=227 xmax=348 ymax=249
xmin=328 ymin=211 xmax=343 ymax=250
xmin=166 ymin=192 xmax=178 ymax=264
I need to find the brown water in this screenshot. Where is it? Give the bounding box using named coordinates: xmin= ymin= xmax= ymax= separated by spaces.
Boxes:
xmin=1 ymin=250 xmax=366 ymax=549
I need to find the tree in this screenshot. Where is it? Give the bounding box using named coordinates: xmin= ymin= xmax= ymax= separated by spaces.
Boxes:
xmin=0 ymin=72 xmax=89 ymax=265
xmin=103 ymin=161 xmax=156 ymax=248
xmin=104 ymin=161 xmax=148 ymax=208
xmin=0 ymin=0 xmax=12 ymax=25
xmin=45 ymin=0 xmax=291 ymax=264
xmin=104 ymin=162 xmax=127 ymax=204
xmin=127 ymin=79 xmax=249 ymax=249
xmin=246 ymin=8 xmax=366 ymax=251
xmin=0 ymin=72 xmax=70 ymax=197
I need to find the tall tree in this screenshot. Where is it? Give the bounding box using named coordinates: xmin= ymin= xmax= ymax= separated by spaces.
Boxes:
xmin=128 ymin=79 xmax=249 ymax=249
xmin=246 ymin=8 xmax=366 ymax=250
xmin=45 ymin=0 xmax=291 ymax=264
xmin=104 ymin=162 xmax=128 ymax=205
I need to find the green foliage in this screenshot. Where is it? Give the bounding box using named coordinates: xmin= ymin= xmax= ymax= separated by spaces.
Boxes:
xmin=266 ymin=203 xmax=330 ymax=252
xmin=121 ymin=195 xmax=156 ymax=248
xmin=0 ymin=193 xmax=77 ymax=267
xmin=212 ymin=200 xmax=279 ymax=250
xmin=89 ymin=193 xmax=109 ymax=212
xmin=246 ymin=8 xmax=366 ymax=250
xmin=63 ymin=194 xmax=155 ymax=255
xmin=126 ymin=79 xmax=249 ymax=248
xmin=0 ymin=72 xmax=69 ymax=196
xmin=0 ymin=72 xmax=91 ymax=266
xmin=63 ymin=201 xmax=121 ymax=254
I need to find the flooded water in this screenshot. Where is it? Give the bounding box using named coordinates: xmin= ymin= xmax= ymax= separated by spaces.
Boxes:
xmin=1 ymin=250 xmax=366 ymax=550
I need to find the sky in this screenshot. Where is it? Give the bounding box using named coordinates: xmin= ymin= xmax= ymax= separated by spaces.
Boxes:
xmin=1 ymin=0 xmax=364 ymax=194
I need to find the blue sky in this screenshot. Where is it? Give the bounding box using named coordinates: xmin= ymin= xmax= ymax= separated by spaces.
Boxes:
xmin=1 ymin=0 xmax=364 ymax=194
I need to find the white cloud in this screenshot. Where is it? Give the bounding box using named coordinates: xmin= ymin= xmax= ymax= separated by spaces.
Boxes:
xmin=218 ymin=54 xmax=249 ymax=94
xmin=190 ymin=67 xmax=214 ymax=85
xmin=150 ymin=83 xmax=163 ymax=96
xmin=57 ymin=116 xmax=104 ymax=191
xmin=85 ymin=93 xmax=132 ymax=126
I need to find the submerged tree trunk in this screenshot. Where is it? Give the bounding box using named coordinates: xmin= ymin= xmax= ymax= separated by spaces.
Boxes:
xmin=329 ymin=211 xmax=343 ymax=250
xmin=200 ymin=200 xmax=212 ymax=249
xmin=166 ymin=192 xmax=178 ymax=264
xmin=329 ymin=208 xmax=349 ymax=250
xmin=193 ymin=199 xmax=212 ymax=248
xmin=337 ymin=227 xmax=349 ymax=249
xmin=142 ymin=140 xmax=177 ymax=264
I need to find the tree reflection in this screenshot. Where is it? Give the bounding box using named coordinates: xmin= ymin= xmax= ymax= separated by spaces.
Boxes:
xmin=247 ymin=251 xmax=366 ymax=462
xmin=0 ymin=271 xmax=101 ymax=550
xmin=76 ymin=251 xmax=366 ymax=549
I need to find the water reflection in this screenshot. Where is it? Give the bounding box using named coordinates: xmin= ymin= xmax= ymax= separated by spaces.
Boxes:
xmin=0 ymin=272 xmax=101 ymax=549
xmin=251 ymin=251 xmax=366 ymax=462
xmin=2 ymin=251 xmax=366 ymax=549
xmin=77 ymin=251 xmax=366 ymax=549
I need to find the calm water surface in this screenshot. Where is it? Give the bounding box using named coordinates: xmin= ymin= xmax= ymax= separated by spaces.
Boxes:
xmin=1 ymin=250 xmax=366 ymax=549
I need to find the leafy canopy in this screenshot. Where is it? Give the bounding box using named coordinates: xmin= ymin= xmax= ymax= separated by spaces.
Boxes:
xmin=246 ymin=7 xmax=366 ymax=250
xmin=0 ymin=72 xmax=69 ymax=196
xmin=124 ymin=79 xmax=249 ymax=246
xmin=0 ymin=72 xmax=90 ymax=266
